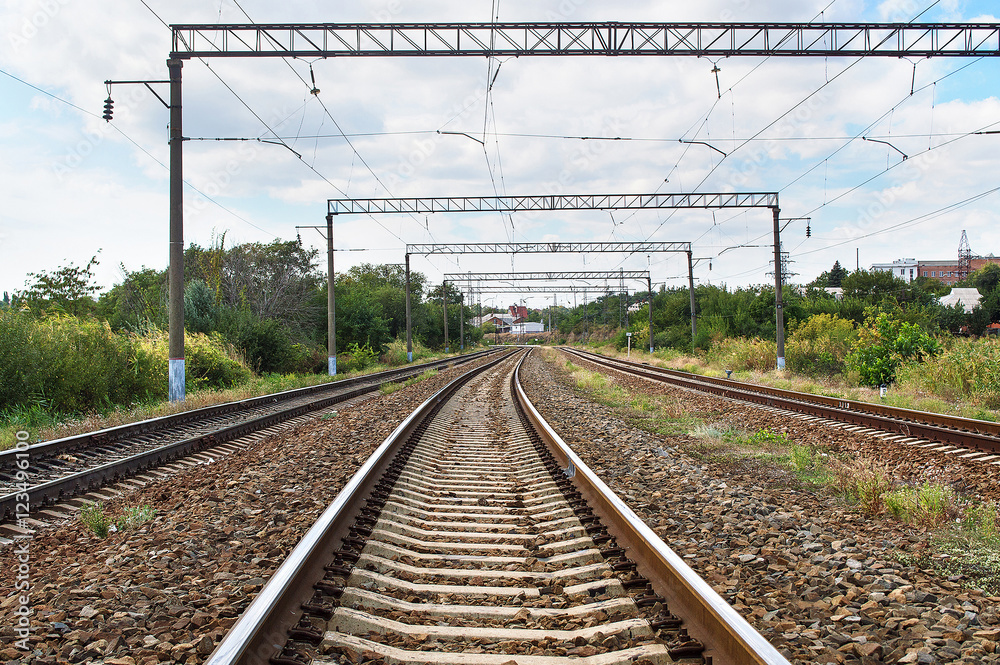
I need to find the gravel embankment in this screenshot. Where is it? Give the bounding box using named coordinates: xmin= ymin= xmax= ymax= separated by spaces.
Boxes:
xmin=0 ymin=359 xmax=494 ymax=664
xmin=519 ymin=349 xmax=1000 ymax=665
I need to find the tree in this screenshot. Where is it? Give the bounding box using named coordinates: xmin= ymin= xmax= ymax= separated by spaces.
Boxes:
xmin=972 ymin=263 xmax=1000 ymax=295
xmin=20 ymin=254 xmax=102 ymax=315
xmin=98 ymin=266 xmax=167 ymax=331
xmin=184 ymin=280 xmax=218 ymax=334
xmin=829 ymin=261 xmax=848 ymax=287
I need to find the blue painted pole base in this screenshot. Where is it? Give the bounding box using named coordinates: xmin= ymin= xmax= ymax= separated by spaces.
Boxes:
xmin=169 ymin=358 xmax=185 ymax=402
xmin=328 ymin=356 xmax=337 ymax=376
xmin=407 ymin=352 xmax=413 ymax=362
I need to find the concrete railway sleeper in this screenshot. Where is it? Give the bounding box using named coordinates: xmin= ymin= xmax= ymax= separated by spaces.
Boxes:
xmin=206 ymin=349 xmax=787 ymax=665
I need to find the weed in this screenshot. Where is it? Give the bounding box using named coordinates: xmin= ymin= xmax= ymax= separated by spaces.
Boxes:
xmin=830 ymin=458 xmax=893 ymax=515
xmin=116 ymin=504 xmax=156 ymax=531
xmin=884 ymin=483 xmax=956 ymax=527
xmin=379 ymin=382 xmax=404 ymax=395
xmin=745 ymin=428 xmax=791 ymax=448
xmin=79 ymin=502 xmax=111 ymax=538
xmin=788 ymin=444 xmax=833 ymax=486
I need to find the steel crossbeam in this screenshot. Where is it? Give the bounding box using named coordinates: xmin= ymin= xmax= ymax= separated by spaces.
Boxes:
xmin=328 ymin=193 xmax=778 ymax=215
xmin=172 ymin=22 xmax=1000 ymax=59
xmin=407 ymin=242 xmax=691 ymax=255
xmin=444 ymin=271 xmax=650 ymax=282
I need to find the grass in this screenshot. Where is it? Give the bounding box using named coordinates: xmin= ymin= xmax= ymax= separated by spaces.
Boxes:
xmin=379 ymin=368 xmax=440 ymax=395
xmin=80 ymin=501 xmax=157 ymax=538
xmin=79 ymin=502 xmax=111 ymax=538
xmin=0 ymin=350 xmax=465 ymax=451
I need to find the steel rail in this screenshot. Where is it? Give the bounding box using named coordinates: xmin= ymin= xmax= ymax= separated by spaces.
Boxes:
xmin=0 ymin=349 xmax=495 ymax=467
xmin=512 ymin=352 xmax=790 ymax=665
xmin=204 ymin=349 xmax=518 ymax=665
xmin=564 ymin=348 xmax=1000 ymax=453
xmin=0 ymin=350 xmax=498 ymax=522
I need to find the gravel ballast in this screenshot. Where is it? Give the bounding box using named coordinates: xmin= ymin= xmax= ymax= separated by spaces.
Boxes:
xmin=518 ymin=349 xmax=1000 ymax=665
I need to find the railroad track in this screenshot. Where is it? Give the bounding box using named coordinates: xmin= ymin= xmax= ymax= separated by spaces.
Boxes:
xmin=0 ymin=349 xmax=499 ymax=531
xmin=561 ymin=347 xmax=1000 ymax=462
xmin=206 ymin=348 xmax=788 ymax=665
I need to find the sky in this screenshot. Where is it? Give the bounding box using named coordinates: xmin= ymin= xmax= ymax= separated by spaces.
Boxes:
xmin=2 ymin=0 xmax=1000 ymax=311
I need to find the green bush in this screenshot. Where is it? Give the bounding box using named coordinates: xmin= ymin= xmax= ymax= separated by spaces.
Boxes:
xmin=846 ymin=308 xmax=940 ymax=386
xmin=220 ymin=308 xmax=295 ymax=374
xmin=705 ymin=337 xmax=776 ymax=372
xmin=786 ymin=313 xmax=856 ymax=376
xmin=896 ymin=337 xmax=1000 ymax=408
xmin=135 ymin=327 xmax=253 ymax=392
xmin=0 ymin=310 xmax=159 ymax=413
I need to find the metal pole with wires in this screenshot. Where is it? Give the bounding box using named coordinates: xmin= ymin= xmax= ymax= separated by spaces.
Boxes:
xmin=326 ymin=213 xmax=337 ymax=375
xmin=167 ymin=58 xmax=185 ymax=401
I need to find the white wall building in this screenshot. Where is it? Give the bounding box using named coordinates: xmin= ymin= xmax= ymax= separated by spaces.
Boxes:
xmin=510 ymin=322 xmax=545 ymax=334
xmin=871 ymin=258 xmax=919 ymax=283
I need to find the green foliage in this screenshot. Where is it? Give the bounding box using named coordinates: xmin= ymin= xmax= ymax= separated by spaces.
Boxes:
xmin=184 ymin=280 xmax=218 ymax=334
xmin=98 ymin=266 xmax=167 ymax=331
xmin=220 ymin=307 xmax=295 ymax=374
xmin=135 ymin=327 xmax=253 ymax=392
xmin=884 ymin=483 xmax=956 ymax=527
xmin=846 ymin=307 xmax=940 ymax=386
xmin=895 ymin=337 xmax=1000 ymax=408
xmin=19 ymin=254 xmax=102 ymax=316
xmin=962 ymin=502 xmax=1000 ymax=545
xmin=786 ymin=313 xmax=856 ymax=376
xmin=79 ymin=502 xmax=111 ymax=538
xmin=705 ymin=337 xmax=776 ymax=372
xmin=0 ymin=310 xmax=160 ymax=413
xmin=116 ymin=504 xmax=156 ymax=531
xmin=339 ymin=342 xmax=379 ymax=373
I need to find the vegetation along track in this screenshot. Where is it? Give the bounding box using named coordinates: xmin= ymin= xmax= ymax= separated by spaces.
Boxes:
xmin=205 ymin=348 xmax=788 ymax=665
xmin=562 ymin=348 xmax=1000 ymax=463
xmin=0 ymin=350 xmax=498 ymax=531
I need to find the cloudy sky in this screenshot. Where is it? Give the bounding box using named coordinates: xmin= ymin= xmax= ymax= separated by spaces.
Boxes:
xmin=2 ymin=0 xmax=999 ymax=310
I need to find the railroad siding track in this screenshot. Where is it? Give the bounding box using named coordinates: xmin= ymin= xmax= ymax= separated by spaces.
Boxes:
xmin=562 ymin=347 xmax=1000 ymax=460
xmin=209 ymin=350 xmax=788 ymax=665
xmin=0 ymin=351 xmax=498 ymax=528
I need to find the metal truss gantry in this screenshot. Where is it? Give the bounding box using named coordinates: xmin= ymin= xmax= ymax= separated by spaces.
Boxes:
xmin=172 ymin=23 xmax=1000 ymax=59
xmin=161 ymin=20 xmax=1000 ymax=403
xmin=406 ymin=243 xmax=690 ymax=356
xmin=444 ymin=271 xmax=653 ymax=349
xmin=328 ymin=193 xmax=777 ymax=216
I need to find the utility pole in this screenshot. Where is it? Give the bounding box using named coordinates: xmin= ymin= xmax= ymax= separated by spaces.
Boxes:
xmin=773 ymin=206 xmax=786 ymax=370
xmin=687 ymin=250 xmax=697 ymax=343
xmin=459 ymin=292 xmax=464 ymax=351
xmin=443 ymin=282 xmax=449 ymax=353
xmin=326 ymin=213 xmax=336 ymax=375
xmin=647 ymin=275 xmax=654 ymax=353
xmin=167 ymin=58 xmax=185 ymax=402
xmin=404 ymin=253 xmax=413 ymax=362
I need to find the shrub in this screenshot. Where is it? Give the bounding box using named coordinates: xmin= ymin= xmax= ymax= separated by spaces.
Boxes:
xmin=884 ymin=483 xmax=956 ymax=527
xmin=134 ymin=328 xmax=253 ymax=392
xmin=847 ymin=308 xmax=940 ymax=387
xmin=896 ymin=337 xmax=1000 ymax=408
xmin=0 ymin=310 xmax=159 ymax=413
xmin=786 ymin=313 xmax=856 ymax=376
xmin=116 ymin=504 xmax=156 ymax=531
xmin=705 ymin=337 xmax=777 ymax=372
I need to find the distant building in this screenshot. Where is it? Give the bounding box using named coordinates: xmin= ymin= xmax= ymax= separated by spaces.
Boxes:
xmin=939 ymin=288 xmax=981 ymax=313
xmin=511 ymin=322 xmax=545 ymax=334
xmin=869 ymin=232 xmax=1000 ymax=286
xmin=508 ymin=304 xmax=529 ymax=321
xmin=870 ymin=258 xmax=919 ymax=283
xmin=476 ymin=314 xmax=513 ymax=332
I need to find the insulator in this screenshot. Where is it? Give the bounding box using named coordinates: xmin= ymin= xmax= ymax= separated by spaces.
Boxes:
xmin=806 ymin=223 xmax=811 ymax=238
xmin=102 ymin=97 xmax=114 ymax=122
